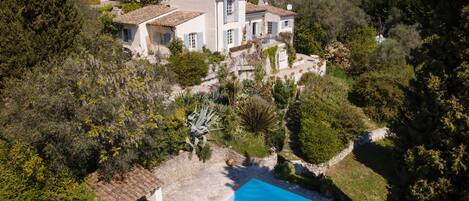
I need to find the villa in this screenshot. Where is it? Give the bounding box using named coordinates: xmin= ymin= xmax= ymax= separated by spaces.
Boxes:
xmin=114 ymin=0 xmax=295 ymax=57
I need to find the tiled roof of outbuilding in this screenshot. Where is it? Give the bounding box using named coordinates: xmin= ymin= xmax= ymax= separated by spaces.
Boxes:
xmin=246 ymin=3 xmax=296 ymax=17
xmin=86 ymin=166 xmax=163 ymax=201
xmin=114 ymin=5 xmax=176 ymax=25
xmin=148 ymin=11 xmax=204 ymax=27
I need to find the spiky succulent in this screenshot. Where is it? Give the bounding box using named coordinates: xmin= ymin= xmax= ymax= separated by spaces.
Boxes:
xmin=185 ymin=106 xmax=219 ymax=155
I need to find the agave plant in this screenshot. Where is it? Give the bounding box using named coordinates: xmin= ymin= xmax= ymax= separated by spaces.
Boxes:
xmin=185 ymin=106 xmax=219 ymax=156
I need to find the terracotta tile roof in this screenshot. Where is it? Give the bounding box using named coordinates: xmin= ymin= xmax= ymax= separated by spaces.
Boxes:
xmin=86 ymin=166 xmax=163 ymax=201
xmin=114 ymin=5 xmax=176 ymax=25
xmin=148 ymin=11 xmax=204 ymax=27
xmin=246 ymin=3 xmax=296 ymax=17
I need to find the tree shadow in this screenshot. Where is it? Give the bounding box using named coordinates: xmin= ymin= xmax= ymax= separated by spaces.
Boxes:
xmin=353 ymin=141 xmax=401 ymax=201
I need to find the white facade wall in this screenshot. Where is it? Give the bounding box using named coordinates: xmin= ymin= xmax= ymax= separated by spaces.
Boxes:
xmin=121 ymin=10 xmax=177 ymax=56
xmin=215 ymin=0 xmax=246 ymax=51
xmin=169 ymin=0 xmax=217 ymax=51
xmin=279 ymin=16 xmax=294 ymax=34
xmin=146 ymin=187 xmax=163 ymax=201
xmin=174 ymin=14 xmax=206 ymax=50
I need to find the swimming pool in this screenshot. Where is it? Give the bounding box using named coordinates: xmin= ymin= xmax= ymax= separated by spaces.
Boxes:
xmin=228 ymin=178 xmax=312 ymax=201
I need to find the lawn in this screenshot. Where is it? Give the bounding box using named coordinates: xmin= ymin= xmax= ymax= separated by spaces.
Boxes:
xmin=327 ymin=139 xmax=398 ymax=201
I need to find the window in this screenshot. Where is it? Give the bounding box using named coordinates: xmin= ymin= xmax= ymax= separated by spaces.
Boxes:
xmin=284 ymin=20 xmax=289 ymax=28
xmin=267 ymin=22 xmax=273 ymax=35
xmin=226 ymin=0 xmax=234 ymax=16
xmin=123 ymin=28 xmax=132 ymax=42
xmin=189 ymin=33 xmax=197 ymax=49
xmin=252 ymin=22 xmax=257 ymax=36
xmin=163 ymin=33 xmax=172 ymax=45
xmin=227 ymin=29 xmax=234 ymax=44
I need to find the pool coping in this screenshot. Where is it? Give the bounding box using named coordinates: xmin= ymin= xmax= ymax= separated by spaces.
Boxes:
xmin=227 ymin=174 xmax=314 ymax=201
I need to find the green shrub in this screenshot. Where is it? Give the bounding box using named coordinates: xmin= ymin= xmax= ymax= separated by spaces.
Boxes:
xmin=168 ymin=38 xmax=184 ymax=56
xmin=332 ymin=105 xmax=367 ymax=143
xmin=202 ymin=46 xmax=224 ymax=64
xmin=99 ymin=11 xmax=122 ymax=35
xmin=369 ymin=39 xmax=407 ymax=70
xmin=85 ymin=0 xmax=100 ymax=5
xmin=265 ymin=129 xmax=286 ymax=151
xmin=120 ymin=2 xmax=142 ymax=13
xmin=344 ymin=25 xmax=377 ymax=75
xmin=264 ymin=46 xmax=278 ymax=73
xmin=272 ymin=79 xmax=297 ymax=109
xmin=299 ymin=118 xmax=342 ymax=164
xmin=286 ymin=101 xmax=301 ymax=136
xmin=298 ymin=72 xmax=319 ymax=85
xmin=167 ymin=52 xmax=208 ymax=87
xmin=238 ymin=96 xmax=278 ymax=134
xmin=196 ymin=144 xmax=212 ymax=162
xmin=274 ymin=162 xmax=294 ymax=180
xmin=350 ymin=68 xmax=413 ymax=123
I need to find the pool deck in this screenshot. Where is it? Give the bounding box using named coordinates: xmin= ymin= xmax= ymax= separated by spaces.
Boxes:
xmin=152 ymin=146 xmax=331 ymax=201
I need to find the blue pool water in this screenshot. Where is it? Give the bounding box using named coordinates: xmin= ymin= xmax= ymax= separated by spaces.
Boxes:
xmin=228 ymin=178 xmax=312 ymax=201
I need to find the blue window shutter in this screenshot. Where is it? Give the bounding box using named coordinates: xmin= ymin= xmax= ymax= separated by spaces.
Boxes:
xmin=234 ymin=29 xmax=239 ymax=45
xmin=223 ymin=30 xmax=228 ymax=50
xmin=164 ymin=33 xmax=171 ymax=44
xmin=197 ymin=32 xmax=203 ymax=50
xmin=247 ymin=24 xmax=252 ymax=40
xmin=272 ymin=22 xmax=278 ymax=37
xmin=129 ymin=29 xmax=133 ymax=41
xmin=234 ymin=0 xmax=239 ymax=22
xmin=184 ymin=34 xmax=189 ymax=48
xmin=223 ymin=0 xmax=227 ymax=24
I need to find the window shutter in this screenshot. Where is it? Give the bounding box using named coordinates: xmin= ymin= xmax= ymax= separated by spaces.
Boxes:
xmin=223 ymin=30 xmax=228 ymax=50
xmin=129 ymin=29 xmax=133 ymax=41
xmin=247 ymin=24 xmax=252 ymax=40
xmin=164 ymin=33 xmax=172 ymax=45
xmin=184 ymin=34 xmax=190 ymax=48
xmin=197 ymin=32 xmax=204 ymax=50
xmin=234 ymin=29 xmax=239 ymax=45
xmin=272 ymin=22 xmax=278 ymax=37
xmin=234 ymin=0 xmax=239 ymax=22
xmin=223 ymin=0 xmax=228 ymax=24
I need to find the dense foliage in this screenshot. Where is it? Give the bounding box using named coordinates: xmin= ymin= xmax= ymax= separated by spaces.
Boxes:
xmin=272 ymin=79 xmax=297 ymax=109
xmin=389 ymin=2 xmax=469 ymax=200
xmin=0 ymin=0 xmax=82 ymax=86
xmin=167 ymin=51 xmax=209 ymax=87
xmin=298 ymin=75 xmax=367 ymax=164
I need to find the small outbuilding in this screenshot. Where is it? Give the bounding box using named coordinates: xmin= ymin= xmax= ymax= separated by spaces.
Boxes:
xmin=87 ymin=166 xmax=163 ymax=201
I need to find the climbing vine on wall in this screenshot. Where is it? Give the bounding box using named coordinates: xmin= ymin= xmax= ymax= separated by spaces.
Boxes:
xmin=264 ymin=45 xmax=278 ymax=74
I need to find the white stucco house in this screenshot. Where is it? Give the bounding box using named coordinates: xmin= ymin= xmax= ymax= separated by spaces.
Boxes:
xmin=113 ymin=0 xmax=296 ymax=57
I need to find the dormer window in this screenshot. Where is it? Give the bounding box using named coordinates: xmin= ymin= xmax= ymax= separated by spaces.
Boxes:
xmin=226 ymin=0 xmax=234 ymax=16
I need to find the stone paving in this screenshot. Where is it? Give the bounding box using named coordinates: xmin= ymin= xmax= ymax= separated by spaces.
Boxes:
xmin=152 ymin=147 xmax=330 ymax=201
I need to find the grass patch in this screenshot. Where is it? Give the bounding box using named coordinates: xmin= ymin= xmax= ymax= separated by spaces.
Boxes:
xmin=327 ymin=139 xmax=398 ymax=201
xmin=211 ymin=132 xmax=270 ymax=158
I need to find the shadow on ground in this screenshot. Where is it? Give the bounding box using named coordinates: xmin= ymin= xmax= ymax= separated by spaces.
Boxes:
xmin=354 ymin=140 xmax=401 ymax=201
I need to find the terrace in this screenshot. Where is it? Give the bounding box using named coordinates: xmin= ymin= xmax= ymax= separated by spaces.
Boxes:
xmin=152 ymin=146 xmax=329 ymax=201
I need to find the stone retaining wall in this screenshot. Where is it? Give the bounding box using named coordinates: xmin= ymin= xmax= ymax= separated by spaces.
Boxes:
xmin=291 ymin=128 xmax=391 ymax=176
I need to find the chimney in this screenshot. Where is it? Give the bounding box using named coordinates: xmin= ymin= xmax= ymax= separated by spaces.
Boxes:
xmin=287 ymin=4 xmax=292 ymax=11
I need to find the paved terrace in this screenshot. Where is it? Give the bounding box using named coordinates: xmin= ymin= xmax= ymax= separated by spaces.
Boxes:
xmin=152 ymin=146 xmax=330 ymax=201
